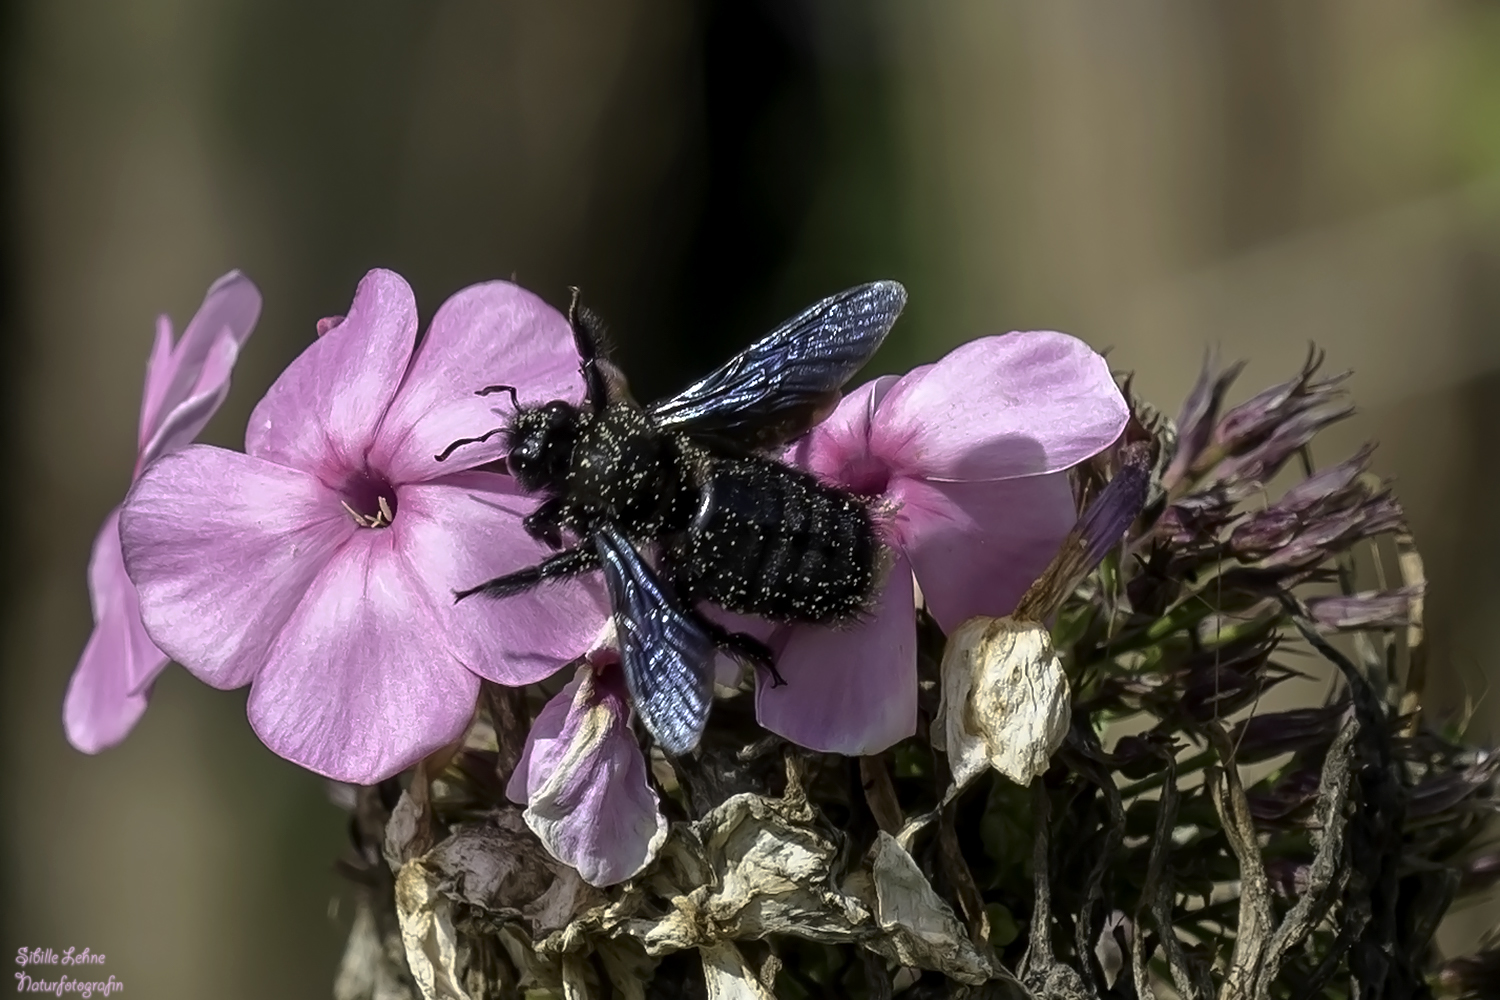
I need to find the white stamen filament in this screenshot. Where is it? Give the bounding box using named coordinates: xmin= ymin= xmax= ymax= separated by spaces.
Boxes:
xmin=341 ymin=497 xmax=396 ymax=529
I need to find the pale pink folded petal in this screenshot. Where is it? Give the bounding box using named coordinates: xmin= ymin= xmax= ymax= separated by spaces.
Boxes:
xmin=120 ymin=446 xmax=355 ymax=690
xmin=896 ymin=473 xmax=1077 ymax=633
xmin=139 ymin=271 xmax=262 ymax=448
xmin=505 ymin=678 xmax=574 ymax=804
xmin=370 ymin=281 xmax=584 ymax=483
xmin=138 ymin=316 xmax=175 ymax=445
xmin=391 ymin=472 xmax=609 ymax=685
xmin=871 ymin=332 xmax=1128 ymax=482
xmin=63 ymin=511 xmax=165 ymax=751
xmin=138 ymin=334 xmax=242 ymax=469
xmin=756 ymin=554 xmax=918 ymax=755
xmin=246 ymin=532 xmax=480 ymax=784
xmin=81 ymin=510 xmax=169 ymax=693
xmin=788 ymin=375 xmax=899 ymax=489
xmin=245 ymin=269 xmax=417 ymax=475
xmin=510 ymin=666 xmax=667 ymax=886
xmin=63 ymin=621 xmax=150 ymax=754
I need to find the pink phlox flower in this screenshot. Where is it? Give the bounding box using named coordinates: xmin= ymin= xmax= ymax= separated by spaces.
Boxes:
xmin=65 ymin=271 xmax=262 ymax=753
xmin=119 ymin=269 xmax=609 ymax=784
xmin=755 ymin=331 xmax=1130 ymax=755
xmin=507 ymin=649 xmax=667 ymax=887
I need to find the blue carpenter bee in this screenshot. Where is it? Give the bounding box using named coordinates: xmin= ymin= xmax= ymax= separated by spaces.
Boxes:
xmin=442 ymin=282 xmax=906 ymax=753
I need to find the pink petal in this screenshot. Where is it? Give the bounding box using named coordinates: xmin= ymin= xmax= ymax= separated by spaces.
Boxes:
xmin=63 ymin=625 xmax=150 ymax=754
xmin=391 ymin=473 xmax=609 ymax=685
xmin=140 ymin=271 xmax=262 ymax=451
xmin=370 ymin=281 xmax=585 ymax=484
xmin=63 ymin=510 xmax=166 ymax=751
xmin=120 ymin=446 xmax=356 ymax=690
xmin=89 ymin=509 xmax=169 ymax=692
xmin=511 ymin=666 xmax=667 ymax=886
xmin=138 ymin=333 xmax=242 ymax=469
xmin=246 ymin=532 xmax=480 ymax=784
xmin=756 ymin=554 xmax=918 ymax=755
xmin=138 ymin=315 xmax=174 ymax=445
xmin=245 ymin=269 xmax=417 ymax=477
xmin=895 ymin=473 xmax=1077 ymax=633
xmin=505 ymin=677 xmax=574 ymax=805
xmin=788 ymin=375 xmax=899 ymax=488
xmin=872 ymin=332 xmax=1128 ymax=482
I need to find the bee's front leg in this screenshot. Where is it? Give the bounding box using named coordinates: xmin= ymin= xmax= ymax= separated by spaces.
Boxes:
xmin=454 ymin=543 xmax=601 ymax=601
xmin=522 ymin=497 xmax=567 ymax=550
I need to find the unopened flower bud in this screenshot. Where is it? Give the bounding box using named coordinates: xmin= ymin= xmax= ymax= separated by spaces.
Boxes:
xmin=1211 ymin=349 xmax=1349 ymax=459
xmin=1306 ymin=587 xmax=1423 ymax=631
xmin=1014 ymin=448 xmax=1151 ymax=620
xmin=1164 ymin=351 xmax=1245 ymax=492
xmin=1247 ymin=767 xmax=1321 ymax=824
xmin=1230 ymin=456 xmax=1405 ymax=570
xmin=1276 ymin=443 xmax=1375 ymax=516
xmin=1407 ymin=754 xmax=1499 ymax=820
xmin=1211 ymin=397 xmax=1353 ymax=487
xmin=1107 ymin=733 xmax=1181 ymax=780
xmin=1228 ymin=702 xmax=1350 ymax=764
xmin=1263 ymin=857 xmax=1311 ymax=898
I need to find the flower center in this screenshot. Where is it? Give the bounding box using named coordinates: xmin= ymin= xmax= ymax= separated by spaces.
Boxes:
xmin=340 ymin=470 xmax=399 ymax=529
xmin=840 ymin=456 xmax=891 ymax=498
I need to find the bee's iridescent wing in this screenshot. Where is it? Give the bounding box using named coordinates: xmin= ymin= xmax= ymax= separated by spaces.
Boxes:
xmin=649 ymin=281 xmax=906 ymax=450
xmin=592 ymin=523 xmax=716 ymax=755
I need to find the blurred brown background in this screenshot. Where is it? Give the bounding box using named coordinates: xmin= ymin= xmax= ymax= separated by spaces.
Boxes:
xmin=6 ymin=1 xmax=1500 ymax=995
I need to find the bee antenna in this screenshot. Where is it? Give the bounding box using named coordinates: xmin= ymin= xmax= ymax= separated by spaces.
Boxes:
xmin=435 ymin=426 xmax=506 ymax=463
xmin=475 ymin=384 xmax=521 ymax=409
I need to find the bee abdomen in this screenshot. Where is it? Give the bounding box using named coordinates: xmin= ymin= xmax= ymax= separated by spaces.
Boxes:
xmin=673 ymin=458 xmax=879 ymax=625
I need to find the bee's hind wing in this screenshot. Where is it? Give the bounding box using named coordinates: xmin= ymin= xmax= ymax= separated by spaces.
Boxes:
xmin=592 ymin=523 xmax=717 ymax=755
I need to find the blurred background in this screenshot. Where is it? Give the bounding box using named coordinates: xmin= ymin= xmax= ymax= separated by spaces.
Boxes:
xmin=6 ymin=1 xmax=1500 ymax=995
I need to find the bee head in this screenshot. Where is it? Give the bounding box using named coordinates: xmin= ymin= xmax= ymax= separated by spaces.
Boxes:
xmin=507 ymin=400 xmax=579 ymax=491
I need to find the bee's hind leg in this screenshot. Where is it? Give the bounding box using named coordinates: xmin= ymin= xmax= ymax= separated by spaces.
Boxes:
xmin=455 ymin=544 xmax=600 ymax=601
xmin=700 ymin=618 xmax=784 ymax=688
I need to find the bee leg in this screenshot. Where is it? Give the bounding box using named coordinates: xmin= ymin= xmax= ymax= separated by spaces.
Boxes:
xmin=567 ymin=288 xmax=610 ymax=416
xmin=522 ymin=497 xmax=567 ymax=550
xmin=701 ymin=620 xmax=784 ymax=688
xmin=454 ymin=544 xmax=600 ymax=601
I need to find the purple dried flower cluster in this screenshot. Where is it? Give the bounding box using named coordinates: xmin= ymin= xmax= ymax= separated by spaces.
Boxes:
xmin=1139 ymin=352 xmax=1412 ymax=622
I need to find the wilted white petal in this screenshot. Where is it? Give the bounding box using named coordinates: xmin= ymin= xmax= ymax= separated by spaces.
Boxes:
xmin=701 ymin=941 xmax=776 ymax=1000
xmin=935 ymin=616 xmax=1071 ymax=790
xmin=395 ymin=861 xmax=472 ymax=1000
xmin=1095 ymin=910 xmax=1133 ymax=990
xmin=561 ymin=954 xmax=593 ymax=1000
xmin=868 ymin=833 xmax=994 ymax=985
xmin=334 ymin=900 xmax=416 ymax=1000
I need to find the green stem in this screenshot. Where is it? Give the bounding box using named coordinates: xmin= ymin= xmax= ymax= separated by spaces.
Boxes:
xmin=1119 ymin=749 xmax=1215 ymax=799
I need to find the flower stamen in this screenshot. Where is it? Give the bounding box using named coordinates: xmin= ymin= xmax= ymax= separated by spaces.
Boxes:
xmin=341 ymin=497 xmax=396 ymax=529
